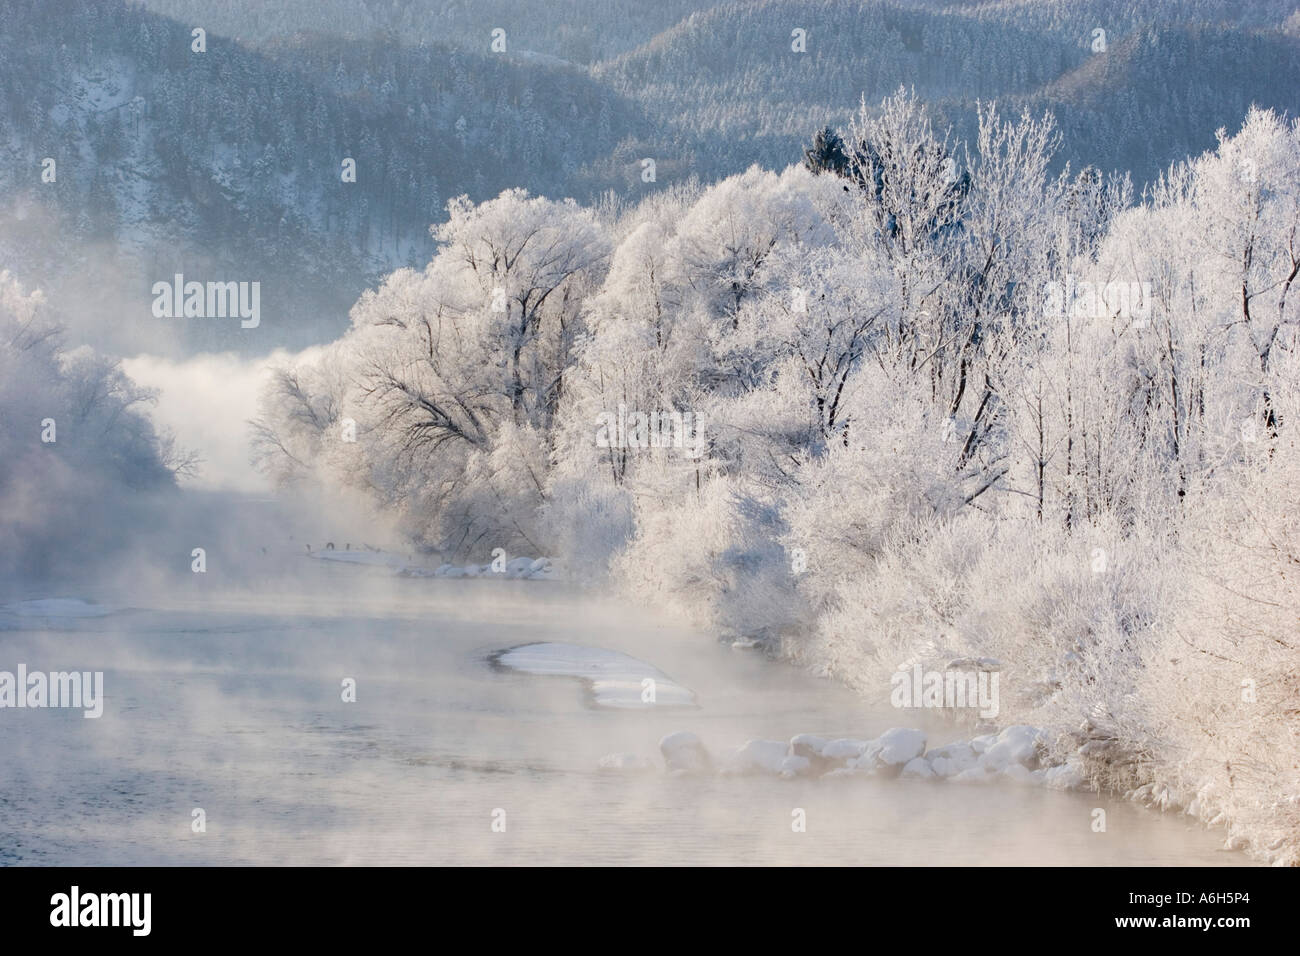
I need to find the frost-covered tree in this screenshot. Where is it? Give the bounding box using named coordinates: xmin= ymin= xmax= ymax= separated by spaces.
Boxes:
xmin=1187 ymin=108 xmax=1300 ymax=439
xmin=0 ymin=272 xmax=179 ymax=576
xmin=255 ymin=191 xmax=609 ymax=555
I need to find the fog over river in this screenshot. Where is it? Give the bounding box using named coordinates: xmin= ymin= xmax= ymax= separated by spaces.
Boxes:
xmin=0 ymin=497 xmax=1247 ymax=865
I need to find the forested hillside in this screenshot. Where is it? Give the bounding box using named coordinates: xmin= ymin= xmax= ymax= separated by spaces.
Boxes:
xmin=597 ymin=0 xmax=1300 ymax=187
xmin=0 ymin=0 xmax=651 ymax=354
xmin=135 ymin=0 xmax=720 ymax=64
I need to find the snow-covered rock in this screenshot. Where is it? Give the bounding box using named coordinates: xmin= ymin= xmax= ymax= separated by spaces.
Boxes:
xmin=851 ymin=728 xmax=927 ymax=775
xmin=786 ymin=734 xmax=834 ymax=774
xmin=1001 ymin=764 xmax=1044 ymax=786
xmin=901 ymin=757 xmax=935 ymax=779
xmin=779 ymin=755 xmax=813 ymax=778
xmin=790 ymin=734 xmax=828 ymax=758
xmin=731 ymin=739 xmax=791 ymax=774
xmin=660 ymin=732 xmax=711 ymax=773
xmin=875 ymin=728 xmax=928 ymax=766
xmin=820 ymin=738 xmax=871 ymax=760
xmin=924 ymin=742 xmax=979 ymax=778
xmin=1043 ymin=761 xmax=1086 ymax=791
xmin=978 ymin=725 xmax=1046 ymax=771
xmin=951 ymin=765 xmax=998 ymax=784
xmin=637 ymin=722 xmax=1085 ymax=798
xmin=822 ymin=766 xmax=866 ymax=779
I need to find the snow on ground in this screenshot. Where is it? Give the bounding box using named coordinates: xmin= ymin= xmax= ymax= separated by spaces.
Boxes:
xmin=494 ymin=642 xmax=696 ymax=709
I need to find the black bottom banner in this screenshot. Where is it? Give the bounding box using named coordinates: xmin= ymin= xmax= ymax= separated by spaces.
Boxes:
xmin=0 ymin=865 xmax=1277 ymax=943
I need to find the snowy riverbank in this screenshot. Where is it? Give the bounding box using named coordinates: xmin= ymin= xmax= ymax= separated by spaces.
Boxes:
xmin=309 ymin=548 xmax=555 ymax=581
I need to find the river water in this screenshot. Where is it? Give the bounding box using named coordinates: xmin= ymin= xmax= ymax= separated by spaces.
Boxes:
xmin=0 ymin=551 xmax=1247 ymax=866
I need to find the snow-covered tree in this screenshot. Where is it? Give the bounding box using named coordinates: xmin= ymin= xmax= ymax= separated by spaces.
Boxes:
xmin=0 ymin=272 xmax=178 ymax=575
xmin=255 ymin=191 xmax=610 ymax=555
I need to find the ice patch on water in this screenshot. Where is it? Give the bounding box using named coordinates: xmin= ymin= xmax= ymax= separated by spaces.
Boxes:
xmin=494 ymin=641 xmax=696 ymax=709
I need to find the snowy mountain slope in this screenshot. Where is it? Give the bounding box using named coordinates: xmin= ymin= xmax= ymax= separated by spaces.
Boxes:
xmin=133 ymin=0 xmax=723 ymax=65
xmin=0 ymin=0 xmax=653 ymax=355
xmin=596 ymin=0 xmax=1300 ymax=188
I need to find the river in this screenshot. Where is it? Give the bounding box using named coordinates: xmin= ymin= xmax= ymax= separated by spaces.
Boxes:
xmin=0 ymin=524 xmax=1248 ymax=866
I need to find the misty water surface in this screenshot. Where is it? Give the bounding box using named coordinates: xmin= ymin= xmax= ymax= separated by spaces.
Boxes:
xmin=0 ymin=515 xmax=1248 ymax=866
